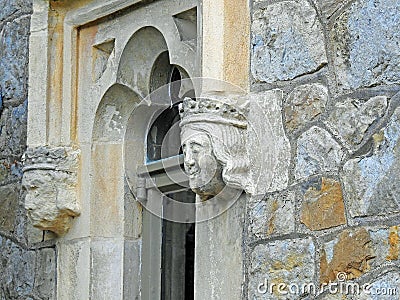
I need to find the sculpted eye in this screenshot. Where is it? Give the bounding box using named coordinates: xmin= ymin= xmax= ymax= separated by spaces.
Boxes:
xmin=191 ymin=143 xmax=203 ymax=153
xmin=192 ymin=142 xmax=203 ymax=148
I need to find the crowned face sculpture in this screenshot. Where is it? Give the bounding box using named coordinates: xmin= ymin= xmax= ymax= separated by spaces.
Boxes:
xmin=179 ymin=96 xmax=250 ymax=200
xmin=22 ymin=146 xmax=80 ymax=235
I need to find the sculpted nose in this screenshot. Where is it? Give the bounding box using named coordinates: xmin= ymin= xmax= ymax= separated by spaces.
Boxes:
xmin=185 ymin=157 xmax=195 ymax=168
xmin=184 ymin=151 xmax=195 ymax=168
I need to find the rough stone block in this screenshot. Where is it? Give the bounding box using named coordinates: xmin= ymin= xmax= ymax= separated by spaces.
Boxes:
xmin=387 ymin=226 xmax=400 ymax=261
xmin=248 ymin=90 xmax=291 ymax=194
xmin=248 ymin=191 xmax=295 ymax=239
xmin=0 ymin=0 xmax=32 ymax=22
xmin=300 ymin=177 xmax=346 ymax=231
xmin=369 ymin=226 xmax=399 ymax=268
xmin=284 ymin=83 xmax=328 ymax=134
xmin=341 ymin=106 xmax=400 ymax=218
xmin=0 ymin=101 xmax=28 ymax=160
xmin=0 ymin=183 xmax=19 ymax=234
xmin=0 ymin=15 xmax=30 ymax=102
xmin=320 ymin=228 xmax=375 ymax=283
xmin=0 ymin=159 xmax=24 ymax=183
xmin=0 ymin=238 xmax=36 ymax=299
xmin=34 ymin=248 xmax=56 ymax=300
xmin=316 ymin=0 xmax=351 ymax=19
xmin=295 ymin=126 xmax=345 ymax=180
xmin=0 ymin=163 xmax=9 ymax=182
xmin=251 ymin=0 xmax=327 ymax=83
xmin=320 ymin=294 xmax=351 ymax=300
xmin=248 ymin=237 xmax=315 ymax=299
xmin=331 ymin=0 xmax=400 ymax=91
xmin=358 ymin=271 xmax=400 ymax=299
xmin=324 ymin=96 xmax=388 ymax=151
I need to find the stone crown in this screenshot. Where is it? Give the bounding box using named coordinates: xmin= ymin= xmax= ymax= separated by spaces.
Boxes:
xmin=22 ymin=146 xmax=79 ymax=172
xmin=179 ymin=97 xmax=247 ymax=128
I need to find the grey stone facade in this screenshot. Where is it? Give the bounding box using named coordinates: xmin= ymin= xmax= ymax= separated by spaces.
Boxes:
xmin=0 ymin=1 xmax=56 ymax=299
xmin=247 ymin=0 xmax=400 ymax=298
xmin=0 ymin=0 xmax=399 ymax=299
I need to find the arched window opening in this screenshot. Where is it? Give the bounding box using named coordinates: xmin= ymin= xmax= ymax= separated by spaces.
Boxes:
xmin=147 ymin=65 xmax=194 ymax=162
xmin=141 ymin=58 xmax=196 ymax=300
xmin=146 ymin=103 xmax=181 ymax=162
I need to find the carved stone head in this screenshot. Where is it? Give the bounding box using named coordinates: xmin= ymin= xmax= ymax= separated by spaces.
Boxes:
xmin=22 ymin=147 xmax=80 ymax=235
xmin=179 ymin=96 xmax=250 ymax=200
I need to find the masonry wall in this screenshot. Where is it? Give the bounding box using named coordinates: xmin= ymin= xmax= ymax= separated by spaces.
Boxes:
xmin=246 ymin=0 xmax=400 ymax=298
xmin=0 ymin=1 xmax=56 ymax=299
xmin=2 ymin=0 xmax=400 ymax=299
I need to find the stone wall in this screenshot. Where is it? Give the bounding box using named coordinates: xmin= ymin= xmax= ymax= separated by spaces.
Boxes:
xmin=0 ymin=0 xmax=56 ymax=299
xmin=247 ymin=0 xmax=400 ymax=299
xmin=2 ymin=0 xmax=400 ymax=298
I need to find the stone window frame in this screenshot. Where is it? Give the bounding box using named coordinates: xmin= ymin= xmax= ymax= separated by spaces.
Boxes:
xmin=27 ymin=0 xmax=250 ymax=298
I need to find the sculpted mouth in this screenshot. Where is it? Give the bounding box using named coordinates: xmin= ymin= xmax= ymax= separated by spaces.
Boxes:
xmin=186 ymin=168 xmax=199 ymax=177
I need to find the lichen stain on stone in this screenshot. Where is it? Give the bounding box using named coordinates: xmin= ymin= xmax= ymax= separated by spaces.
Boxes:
xmin=50 ymin=0 xmax=94 ymax=11
xmin=320 ymin=228 xmax=375 ymax=283
xmin=284 ymin=83 xmax=328 ymax=134
xmin=386 ymin=225 xmax=399 ymax=261
xmin=301 ymin=178 xmax=346 ymax=231
xmin=267 ymin=199 xmax=279 ymax=235
xmin=372 ymin=131 xmax=385 ymax=146
xmin=270 ymin=253 xmax=304 ymax=272
xmin=268 ymin=253 xmax=307 ymax=295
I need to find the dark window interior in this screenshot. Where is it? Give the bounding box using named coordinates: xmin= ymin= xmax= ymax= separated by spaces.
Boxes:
xmin=161 ymin=191 xmax=196 ymax=300
xmin=147 ymin=62 xmax=196 ymax=300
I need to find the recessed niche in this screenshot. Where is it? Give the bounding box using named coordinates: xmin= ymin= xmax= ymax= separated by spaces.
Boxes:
xmin=173 ymin=7 xmax=197 ymax=42
xmin=92 ymin=39 xmax=115 ymax=82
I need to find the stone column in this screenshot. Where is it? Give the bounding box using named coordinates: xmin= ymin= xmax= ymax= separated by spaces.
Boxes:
xmin=194 ymin=194 xmax=245 ymax=299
